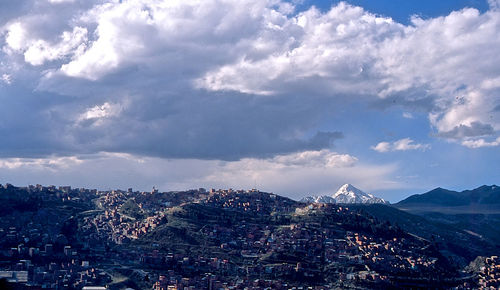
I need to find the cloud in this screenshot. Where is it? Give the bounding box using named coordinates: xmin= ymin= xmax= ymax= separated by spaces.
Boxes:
xmin=372 ymin=138 xmax=430 ymax=152
xmin=23 ymin=26 xmax=88 ymax=66
xmin=371 ymin=142 xmax=391 ymax=153
xmin=197 ymin=4 xmax=500 ymax=145
xmin=197 ymin=3 xmax=401 ymax=97
xmin=0 ymin=150 xmax=399 ymax=200
xmin=0 ymin=156 xmax=82 ymax=170
xmin=77 ymin=101 xmax=125 ymax=127
xmin=4 ymin=22 xmax=27 ymax=51
xmin=58 ymin=0 xmax=286 ymax=81
xmin=1 ymin=74 xmax=11 ymax=85
xmin=271 ymin=149 xmax=357 ymax=167
xmin=0 ymin=0 xmax=499 ymax=163
xmin=402 ymin=112 xmax=414 ymax=119
xmin=489 ymin=0 xmax=500 ymax=10
xmin=393 ymin=138 xmax=430 ymax=151
xmin=462 ymin=137 xmax=500 ymax=148
xmin=437 ymin=121 xmax=495 ymax=139
xmin=1 ymin=0 xmax=350 ymax=160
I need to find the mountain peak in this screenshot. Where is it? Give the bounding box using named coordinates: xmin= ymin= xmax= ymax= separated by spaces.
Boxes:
xmin=300 ymin=184 xmax=388 ymax=204
xmin=333 ymin=184 xmax=374 ymax=199
xmin=333 ymin=184 xmax=381 ymax=203
xmin=338 ymin=183 xmax=356 ymax=191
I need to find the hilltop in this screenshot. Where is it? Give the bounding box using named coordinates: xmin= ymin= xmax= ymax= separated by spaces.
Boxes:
xmin=396 ymin=185 xmax=500 ymax=209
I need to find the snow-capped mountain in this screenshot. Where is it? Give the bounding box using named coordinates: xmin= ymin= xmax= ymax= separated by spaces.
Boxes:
xmin=333 ymin=184 xmax=387 ymax=204
xmin=300 ymin=184 xmax=388 ymax=204
xmin=300 ymin=195 xmax=336 ymax=204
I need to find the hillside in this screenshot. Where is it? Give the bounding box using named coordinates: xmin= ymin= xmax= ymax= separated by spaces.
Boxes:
xmin=350 ymin=204 xmax=500 ymax=264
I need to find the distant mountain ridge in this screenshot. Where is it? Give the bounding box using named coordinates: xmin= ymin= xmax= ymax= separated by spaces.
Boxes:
xmin=396 ymin=185 xmax=500 ymax=207
xmin=301 ymin=184 xmax=388 ymax=204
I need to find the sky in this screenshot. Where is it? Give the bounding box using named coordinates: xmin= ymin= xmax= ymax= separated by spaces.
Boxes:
xmin=0 ymin=0 xmax=499 ymax=202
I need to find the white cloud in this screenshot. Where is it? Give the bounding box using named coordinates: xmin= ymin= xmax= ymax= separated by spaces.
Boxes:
xmin=462 ymin=137 xmax=500 ymax=148
xmin=271 ymin=149 xmax=357 ymax=167
xmin=3 ymin=23 xmax=88 ymax=66
xmin=59 ymin=0 xmax=288 ymax=80
xmin=393 ymin=138 xmax=430 ymax=151
xmin=24 ymin=27 xmax=88 ymax=66
xmin=403 ymin=112 xmax=414 ymax=119
xmin=372 ymin=138 xmax=430 ymax=152
xmin=198 ymin=3 xmax=400 ymax=97
xmin=0 ymin=156 xmax=83 ymax=170
xmin=79 ymin=102 xmax=123 ymax=121
xmin=1 ymin=74 xmax=11 ymax=84
xmin=480 ymin=76 xmax=500 ymax=90
xmin=76 ymin=101 xmax=126 ymax=128
xmin=371 ymin=142 xmax=391 ymax=153
xmin=4 ymin=22 xmax=27 ymax=51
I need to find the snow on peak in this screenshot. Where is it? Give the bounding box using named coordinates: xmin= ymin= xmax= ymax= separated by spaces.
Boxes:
xmin=300 ymin=195 xmax=336 ymax=204
xmin=332 ymin=184 xmax=387 ymax=204
xmin=300 ymin=184 xmax=388 ymax=204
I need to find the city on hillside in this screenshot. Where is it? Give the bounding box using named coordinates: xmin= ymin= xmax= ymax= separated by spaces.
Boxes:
xmin=0 ymin=183 xmax=498 ymax=289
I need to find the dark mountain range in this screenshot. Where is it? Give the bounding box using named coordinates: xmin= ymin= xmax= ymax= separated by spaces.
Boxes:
xmin=396 ymin=185 xmax=500 ymax=207
xmin=393 ymin=185 xmax=500 ymax=266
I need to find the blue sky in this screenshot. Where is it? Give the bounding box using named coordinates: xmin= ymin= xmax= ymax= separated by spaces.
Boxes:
xmin=306 ymin=0 xmax=490 ymax=23
xmin=0 ymin=0 xmax=499 ymax=202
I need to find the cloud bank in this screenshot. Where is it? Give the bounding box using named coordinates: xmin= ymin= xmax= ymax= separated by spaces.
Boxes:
xmin=1 ymin=0 xmax=499 ymax=160
xmin=0 ymin=0 xmax=499 ymax=197
xmin=0 ymin=150 xmax=399 ymax=200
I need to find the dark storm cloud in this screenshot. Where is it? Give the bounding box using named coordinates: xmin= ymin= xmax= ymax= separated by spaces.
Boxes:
xmin=63 ymin=88 xmax=344 ymax=160
xmin=1 ymin=69 xmax=344 ymax=160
